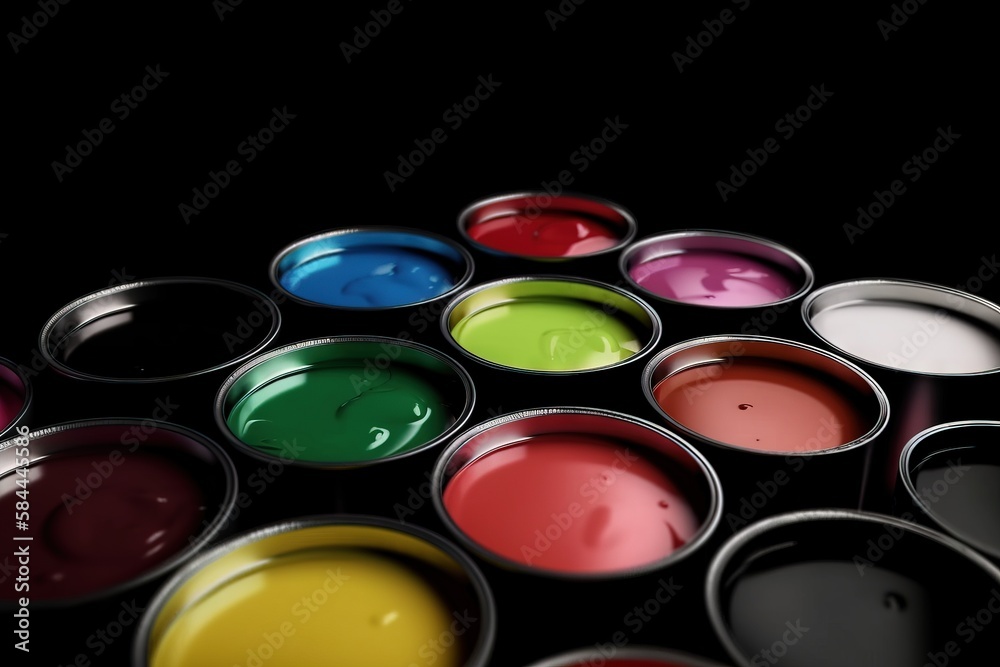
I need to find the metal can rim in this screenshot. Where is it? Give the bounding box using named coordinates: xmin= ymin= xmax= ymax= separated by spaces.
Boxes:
xmin=131 ymin=513 xmax=498 ymax=667
xmin=704 ymin=507 xmax=1000 ymax=667
xmin=523 ymin=644 xmax=732 ymax=667
xmin=898 ymin=419 xmax=1000 ymax=560
xmin=439 ymin=274 xmax=664 ymax=376
xmin=0 ymin=417 xmax=240 ymax=610
xmin=456 ymin=189 xmax=639 ymax=261
xmin=213 ymin=334 xmax=477 ymax=470
xmin=640 ymin=334 xmax=891 ymax=458
xmin=617 ymin=228 xmax=815 ymax=310
xmin=430 ymin=405 xmax=724 ymax=581
xmin=37 ymin=276 xmax=282 ymax=384
xmin=268 ymin=225 xmax=476 ymax=311
xmin=801 ymin=277 xmax=1000 ymax=377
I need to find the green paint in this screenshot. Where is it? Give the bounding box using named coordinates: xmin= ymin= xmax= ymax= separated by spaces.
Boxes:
xmin=450 ymin=297 xmax=642 ymax=371
xmin=227 ymin=362 xmax=452 ymax=463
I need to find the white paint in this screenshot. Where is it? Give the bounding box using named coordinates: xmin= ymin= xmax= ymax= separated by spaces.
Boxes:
xmin=810 ymin=300 xmax=1000 ymax=374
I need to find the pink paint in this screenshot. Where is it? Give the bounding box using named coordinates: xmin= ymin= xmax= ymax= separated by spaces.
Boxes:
xmin=653 ymin=359 xmax=871 ymax=453
xmin=0 ymin=366 xmax=26 ymax=433
xmin=441 ymin=434 xmax=701 ymax=574
xmin=629 ymin=249 xmax=799 ymax=307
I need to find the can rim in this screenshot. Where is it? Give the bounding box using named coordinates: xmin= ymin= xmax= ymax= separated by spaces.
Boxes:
xmin=523 ymin=645 xmax=732 ymax=667
xmin=801 ymin=277 xmax=1000 ymax=377
xmin=0 ymin=417 xmax=239 ymax=610
xmin=268 ymin=225 xmax=476 ymax=311
xmin=213 ymin=335 xmax=477 ymax=470
xmin=439 ymin=274 xmax=664 ymax=375
xmin=38 ymin=276 xmax=282 ymax=384
xmin=0 ymin=356 xmax=32 ymax=441
xmin=640 ymin=334 xmax=891 ymax=458
xmin=131 ymin=513 xmax=497 ymax=667
xmin=704 ymin=508 xmax=1000 ymax=667
xmin=430 ymin=406 xmax=724 ymax=581
xmin=456 ymin=190 xmax=639 ymax=261
xmin=898 ymin=419 xmax=1000 ymax=560
xmin=617 ymin=228 xmax=815 ymax=310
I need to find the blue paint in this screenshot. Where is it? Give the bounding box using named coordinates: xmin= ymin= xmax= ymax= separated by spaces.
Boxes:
xmin=280 ymin=246 xmax=456 ymax=308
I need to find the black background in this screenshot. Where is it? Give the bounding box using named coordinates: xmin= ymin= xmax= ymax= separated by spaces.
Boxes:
xmin=3 ymin=1 xmax=997 ymax=666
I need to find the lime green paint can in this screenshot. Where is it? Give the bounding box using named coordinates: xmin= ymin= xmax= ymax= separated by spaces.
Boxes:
xmin=442 ymin=277 xmax=662 ymax=373
xmin=215 ymin=337 xmax=476 ymax=467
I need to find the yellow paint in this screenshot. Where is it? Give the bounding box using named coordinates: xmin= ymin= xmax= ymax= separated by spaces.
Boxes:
xmin=151 ymin=548 xmax=463 ymax=667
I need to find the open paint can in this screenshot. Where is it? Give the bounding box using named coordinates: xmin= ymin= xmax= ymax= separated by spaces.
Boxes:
xmin=642 ymin=335 xmax=889 ymax=526
xmin=706 ymin=509 xmax=1000 ymax=666
xmin=432 ymin=407 xmax=722 ymax=652
xmin=0 ymin=419 xmax=238 ymax=664
xmin=215 ymin=336 xmax=475 ymax=517
xmin=37 ymin=277 xmax=282 ymax=431
xmin=802 ymin=278 xmax=1000 ymax=511
xmin=619 ymin=230 xmax=814 ymax=342
xmin=457 ymin=191 xmax=637 ymax=276
xmin=441 ymin=276 xmax=662 ymax=414
xmin=133 ymin=515 xmax=496 ymax=667
xmin=269 ymin=226 xmax=474 ymax=337
xmin=40 ymin=277 xmax=281 ymax=384
xmin=896 ymin=420 xmax=1000 ymax=563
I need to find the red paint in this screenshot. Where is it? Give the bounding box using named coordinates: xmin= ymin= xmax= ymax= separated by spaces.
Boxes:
xmin=0 ymin=447 xmax=205 ymax=600
xmin=467 ymin=211 xmax=620 ymax=257
xmin=463 ymin=194 xmax=633 ymax=258
xmin=441 ymin=434 xmax=701 ymax=574
xmin=653 ymin=359 xmax=871 ymax=453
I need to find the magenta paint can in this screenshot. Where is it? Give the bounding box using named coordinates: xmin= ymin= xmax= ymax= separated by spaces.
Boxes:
xmin=620 ymin=230 xmax=815 ymax=343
